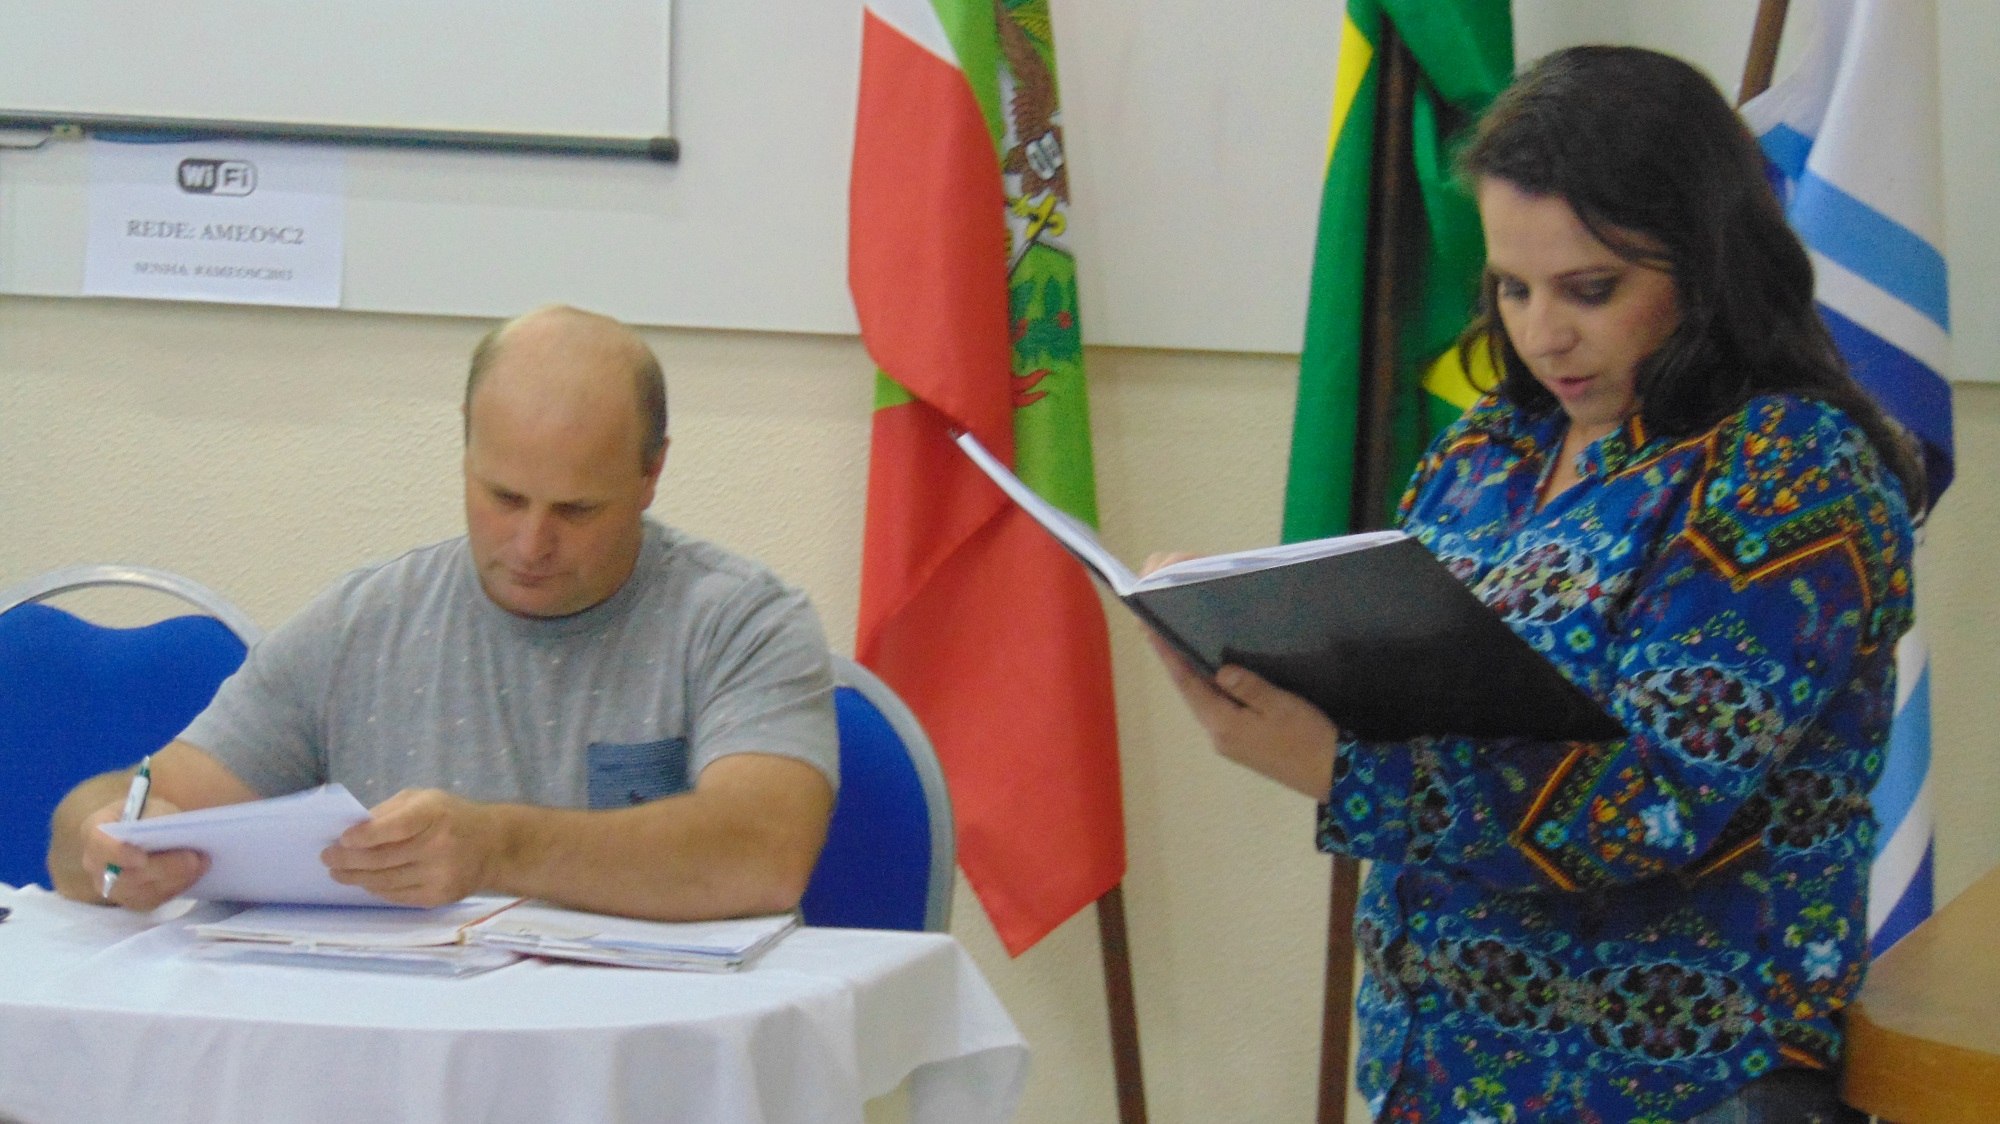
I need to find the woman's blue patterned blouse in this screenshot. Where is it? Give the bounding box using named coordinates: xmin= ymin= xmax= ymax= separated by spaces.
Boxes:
xmin=1322 ymin=392 xmax=1915 ymax=1123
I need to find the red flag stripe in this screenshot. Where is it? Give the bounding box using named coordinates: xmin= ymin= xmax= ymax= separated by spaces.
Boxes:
xmin=862 ymin=412 xmax=1124 ymax=952
xmin=849 ymin=10 xmax=1013 ymax=457
xmin=856 ymin=399 xmax=999 ymax=661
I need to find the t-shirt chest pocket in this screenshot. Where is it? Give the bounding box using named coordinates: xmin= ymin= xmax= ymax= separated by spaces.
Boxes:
xmin=587 ymin=737 xmax=691 ymax=808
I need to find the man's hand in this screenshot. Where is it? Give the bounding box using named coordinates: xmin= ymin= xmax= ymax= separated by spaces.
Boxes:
xmin=49 ymin=743 xmax=260 ymax=906
xmin=324 ymin=788 xmax=501 ymax=907
xmin=77 ymin=794 xmax=207 ymax=912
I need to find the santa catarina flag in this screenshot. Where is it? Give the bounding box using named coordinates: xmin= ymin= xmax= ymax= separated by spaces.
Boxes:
xmin=850 ymin=0 xmax=1123 ymax=955
xmin=1283 ymin=0 xmax=1511 ymax=541
xmin=1742 ymin=0 xmax=1955 ymax=955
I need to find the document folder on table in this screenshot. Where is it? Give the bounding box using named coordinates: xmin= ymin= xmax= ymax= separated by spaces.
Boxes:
xmin=466 ymin=903 xmax=799 ymax=972
xmin=955 ymin=431 xmax=1624 ymax=742
xmin=191 ymin=896 xmax=523 ymax=977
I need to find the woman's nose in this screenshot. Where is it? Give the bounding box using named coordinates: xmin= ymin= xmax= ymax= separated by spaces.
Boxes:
xmin=1514 ymin=296 xmax=1578 ymax=358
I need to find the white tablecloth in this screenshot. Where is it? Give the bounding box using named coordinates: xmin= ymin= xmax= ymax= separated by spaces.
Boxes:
xmin=0 ymin=886 xmax=1026 ymax=1124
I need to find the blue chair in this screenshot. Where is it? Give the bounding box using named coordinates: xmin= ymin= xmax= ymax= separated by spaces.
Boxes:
xmin=798 ymin=654 xmax=955 ymax=932
xmin=0 ymin=565 xmax=260 ymax=890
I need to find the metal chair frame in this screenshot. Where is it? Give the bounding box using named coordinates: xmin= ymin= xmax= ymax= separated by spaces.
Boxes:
xmin=0 ymin=564 xmax=263 ymax=645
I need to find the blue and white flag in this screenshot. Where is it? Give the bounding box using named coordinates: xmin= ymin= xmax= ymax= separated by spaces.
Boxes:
xmin=1742 ymin=0 xmax=1955 ymax=955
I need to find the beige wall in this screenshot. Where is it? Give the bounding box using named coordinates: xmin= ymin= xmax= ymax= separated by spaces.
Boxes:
xmin=3 ymin=294 xmax=1996 ymax=1122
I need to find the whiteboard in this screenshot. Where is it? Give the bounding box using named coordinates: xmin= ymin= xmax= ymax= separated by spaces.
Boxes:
xmin=0 ymin=0 xmax=876 ymax=338
xmin=0 ymin=3 xmax=673 ymax=141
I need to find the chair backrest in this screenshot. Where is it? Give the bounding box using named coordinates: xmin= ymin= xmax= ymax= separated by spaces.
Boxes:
xmin=798 ymin=654 xmax=955 ymax=932
xmin=0 ymin=565 xmax=260 ymax=889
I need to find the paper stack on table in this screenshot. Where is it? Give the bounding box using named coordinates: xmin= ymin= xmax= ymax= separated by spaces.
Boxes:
xmin=190 ymin=896 xmax=523 ymax=977
xmin=192 ymin=898 xmax=800 ymax=975
xmin=466 ymin=903 xmax=799 ymax=971
xmin=99 ymin=784 xmax=388 ymax=906
xmin=100 ymin=785 xmax=803 ymax=976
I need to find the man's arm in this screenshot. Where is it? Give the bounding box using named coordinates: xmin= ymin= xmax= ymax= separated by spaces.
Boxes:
xmin=48 ymin=740 xmax=261 ymax=907
xmin=324 ymin=752 xmax=834 ymax=920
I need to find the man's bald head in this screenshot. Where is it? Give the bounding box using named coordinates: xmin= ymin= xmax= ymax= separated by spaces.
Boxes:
xmin=460 ymin=306 xmax=668 ymax=618
xmin=464 ymin=305 xmax=667 ymax=472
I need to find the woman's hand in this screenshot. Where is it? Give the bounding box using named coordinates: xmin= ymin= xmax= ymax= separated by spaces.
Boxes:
xmin=1140 ymin=552 xmax=1340 ymax=801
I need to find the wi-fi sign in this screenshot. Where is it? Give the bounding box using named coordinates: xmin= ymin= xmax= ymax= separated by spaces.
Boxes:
xmin=177 ymin=159 xmax=257 ymax=196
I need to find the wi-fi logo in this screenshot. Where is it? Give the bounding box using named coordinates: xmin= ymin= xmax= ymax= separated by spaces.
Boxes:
xmin=177 ymin=159 xmax=257 ymax=196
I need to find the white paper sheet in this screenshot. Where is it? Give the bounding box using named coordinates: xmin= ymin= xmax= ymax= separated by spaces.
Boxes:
xmin=100 ymin=784 xmax=395 ymax=906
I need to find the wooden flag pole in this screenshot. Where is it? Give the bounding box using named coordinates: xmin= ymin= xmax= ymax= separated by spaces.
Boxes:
xmin=1352 ymin=27 xmax=1420 ymax=534
xmin=1317 ymin=22 xmax=1420 ymax=1124
xmin=1315 ymin=858 xmax=1365 ymax=1124
xmin=1738 ymin=0 xmax=1792 ymax=105
xmin=1097 ymin=885 xmax=1150 ymax=1123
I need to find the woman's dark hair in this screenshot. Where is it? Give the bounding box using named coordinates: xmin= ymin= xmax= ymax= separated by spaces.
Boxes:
xmin=1458 ymin=45 xmax=1926 ymax=512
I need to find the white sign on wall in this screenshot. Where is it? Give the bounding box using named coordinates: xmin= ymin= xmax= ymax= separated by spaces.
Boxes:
xmin=84 ymin=140 xmax=345 ymax=308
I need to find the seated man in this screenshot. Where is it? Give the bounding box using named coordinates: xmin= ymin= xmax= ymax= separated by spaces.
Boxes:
xmin=50 ymin=305 xmax=838 ymax=921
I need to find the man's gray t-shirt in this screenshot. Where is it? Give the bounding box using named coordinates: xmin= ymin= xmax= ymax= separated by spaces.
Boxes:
xmin=182 ymin=519 xmax=838 ymax=809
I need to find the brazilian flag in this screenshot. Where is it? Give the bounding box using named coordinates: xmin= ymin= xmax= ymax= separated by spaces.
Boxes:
xmin=1282 ymin=0 xmax=1512 ymax=541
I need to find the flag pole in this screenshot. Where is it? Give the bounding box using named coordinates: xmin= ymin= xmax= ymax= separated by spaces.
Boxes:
xmin=1097 ymin=885 xmax=1150 ymax=1123
xmin=1317 ymin=23 xmax=1418 ymax=1123
xmin=1738 ymin=0 xmax=1791 ymax=104
xmin=1316 ymin=859 xmax=1365 ymax=1124
xmin=1351 ymin=27 xmax=1419 ymax=533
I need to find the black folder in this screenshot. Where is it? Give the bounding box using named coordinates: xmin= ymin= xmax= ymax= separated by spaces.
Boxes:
xmin=956 ymin=431 xmax=1624 ymax=742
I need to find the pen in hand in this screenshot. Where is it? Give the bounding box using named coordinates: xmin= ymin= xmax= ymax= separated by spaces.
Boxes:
xmin=99 ymin=755 xmax=154 ymax=900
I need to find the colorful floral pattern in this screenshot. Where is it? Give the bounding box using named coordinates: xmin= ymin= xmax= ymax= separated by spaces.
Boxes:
xmin=1321 ymin=394 xmax=1914 ymax=1122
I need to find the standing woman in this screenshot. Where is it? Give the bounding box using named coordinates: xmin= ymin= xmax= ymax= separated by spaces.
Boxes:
xmin=1153 ymin=47 xmax=1924 ymax=1123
